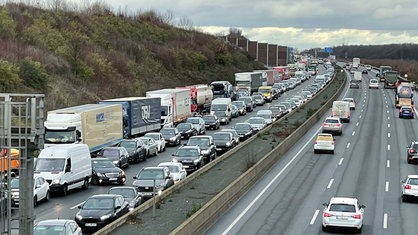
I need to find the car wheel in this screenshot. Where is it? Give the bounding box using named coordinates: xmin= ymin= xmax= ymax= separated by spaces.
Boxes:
xmin=314 ymin=149 xmax=318 ymax=154
xmin=163 ymin=145 xmax=166 ymax=152
xmin=45 ymin=190 xmax=50 ymax=202
xmin=407 ymin=158 xmax=411 ymax=164
xmin=357 ymin=226 xmax=362 ymax=233
xmin=82 ymin=178 xmax=89 ymax=190
xmin=118 ymin=180 xmax=125 ymax=185
xmin=92 ymin=177 xmax=99 ymax=185
xmin=154 ymin=150 xmax=157 ymax=156
xmin=322 ymin=225 xmax=327 ymax=232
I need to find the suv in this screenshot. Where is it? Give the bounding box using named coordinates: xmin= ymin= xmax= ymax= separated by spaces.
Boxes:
xmin=401 ymin=175 xmax=418 ymax=202
xmin=322 ymin=117 xmax=343 ymax=135
xmin=186 ymin=117 xmax=206 ymax=135
xmin=212 ymin=132 xmax=236 ymax=153
xmin=118 ymin=138 xmax=146 ymax=163
xmin=186 ymin=136 xmax=216 ymax=163
xmin=406 ymin=141 xmax=418 ymax=164
xmin=322 ymin=197 xmax=365 ymax=233
xmin=132 ymin=167 xmax=174 ymax=199
xmin=172 ymin=146 xmax=204 ymax=172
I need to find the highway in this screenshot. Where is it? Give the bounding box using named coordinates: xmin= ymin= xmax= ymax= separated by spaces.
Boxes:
xmin=4 ymin=66 xmax=326 ymax=234
xmin=204 ymin=68 xmax=418 ymax=235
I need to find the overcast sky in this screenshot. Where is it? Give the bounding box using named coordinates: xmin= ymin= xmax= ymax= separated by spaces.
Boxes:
xmin=66 ymin=0 xmax=418 ymax=50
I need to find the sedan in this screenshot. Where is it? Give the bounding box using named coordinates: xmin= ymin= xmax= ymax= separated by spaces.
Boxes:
xmin=10 ymin=175 xmax=50 ymax=207
xmin=172 ymin=146 xmax=204 ymax=172
xmin=401 ymin=175 xmax=418 ymax=202
xmin=399 ymin=105 xmax=414 ymax=119
xmin=231 ymin=105 xmax=240 ymax=118
xmin=322 ymin=117 xmax=343 ymax=135
xmin=91 ymin=158 xmax=126 ymax=185
xmin=160 ymin=127 xmax=181 ymax=146
xmin=202 ymin=114 xmax=220 ymax=130
xmin=350 ymin=80 xmax=360 ymax=89
xmin=34 ymin=219 xmax=82 ymax=235
xmin=108 ymin=186 xmax=143 ymax=211
xmin=247 ymin=117 xmax=267 ymax=132
xmin=252 ymin=94 xmax=265 ymax=106
xmin=233 ymin=123 xmax=255 ymax=140
xmin=176 ymin=122 xmax=198 ymax=139
xmin=137 ymin=137 xmax=159 ymax=157
xmin=98 ymin=146 xmax=129 ymax=169
xmin=144 ymin=132 xmax=166 ymax=152
xmin=406 ymin=141 xmax=418 ymax=164
xmin=75 ymin=194 xmax=129 ymax=233
xmin=322 ymin=197 xmax=365 ymax=233
xmin=118 ymin=138 xmax=146 ymax=163
xmin=158 ymin=162 xmax=187 ymax=183
xmin=314 ymin=133 xmax=335 ymax=154
xmin=342 ymin=97 xmax=356 ymax=110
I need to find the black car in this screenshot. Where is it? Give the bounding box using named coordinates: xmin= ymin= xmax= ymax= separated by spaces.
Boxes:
xmin=350 ymin=80 xmax=360 ymax=89
xmin=75 ymin=194 xmax=129 ymax=233
xmin=362 ymin=69 xmax=368 ymax=74
xmin=172 ymin=146 xmax=204 ymax=172
xmin=118 ymin=139 xmax=146 ymax=163
xmin=220 ymin=129 xmax=240 ymax=146
xmin=160 ymin=127 xmax=181 ymax=146
xmin=212 ymin=132 xmax=236 ymax=153
xmin=176 ymin=123 xmax=198 ymax=139
xmin=407 ymin=141 xmax=418 ymax=164
xmin=98 ymin=147 xmax=129 ymax=169
xmin=108 ymin=186 xmax=143 ymax=211
xmin=186 ymin=136 xmax=217 ymax=163
xmin=132 ymin=167 xmax=175 ymax=199
xmin=91 ymin=158 xmax=126 ymax=185
xmin=202 ymin=114 xmax=220 ymax=130
xmin=233 ymin=123 xmax=255 ymax=140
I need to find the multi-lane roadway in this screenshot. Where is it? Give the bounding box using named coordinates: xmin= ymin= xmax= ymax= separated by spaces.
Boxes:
xmin=204 ymin=67 xmax=418 ymax=235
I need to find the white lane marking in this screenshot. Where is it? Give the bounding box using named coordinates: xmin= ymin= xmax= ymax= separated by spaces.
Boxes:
xmin=310 ymin=210 xmax=320 ymax=225
xmin=71 ymin=201 xmax=85 ymax=210
xmin=387 ymin=110 xmax=389 ymax=114
xmin=388 ymin=133 xmax=390 ymax=138
xmin=385 ymin=181 xmax=389 ymax=192
xmin=388 ymin=124 xmax=390 ymax=128
xmin=385 ymin=100 xmax=388 ymax=104
xmin=356 ymin=122 xmax=359 ymax=126
xmin=359 ymin=115 xmax=362 ymax=118
xmin=388 ymin=145 xmax=390 ymax=151
xmin=346 ymin=143 xmax=350 ymax=149
xmin=221 ymin=127 xmax=321 ymax=234
xmin=361 ymin=109 xmax=364 ymax=112
xmin=338 ymin=158 xmax=344 ymax=165
xmin=383 ymin=213 xmax=388 ymax=229
xmin=327 ymin=179 xmax=334 ymax=189
xmin=388 ymin=116 xmax=390 ymax=120
xmin=352 ymin=131 xmax=355 ymax=136
xmin=387 ymin=160 xmax=390 ymax=168
xmin=363 ymin=104 xmax=365 ymax=107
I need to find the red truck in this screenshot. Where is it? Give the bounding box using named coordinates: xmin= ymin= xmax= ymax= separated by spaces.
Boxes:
xmin=177 ymin=84 xmax=213 ymax=115
xmin=254 ymin=70 xmax=281 ymax=86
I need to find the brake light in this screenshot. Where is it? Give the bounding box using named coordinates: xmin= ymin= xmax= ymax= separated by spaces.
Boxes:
xmin=315 ymin=140 xmax=318 ymax=144
xmin=331 ymin=140 xmax=334 ymax=145
xmin=323 ymin=212 xmax=333 ymax=217
xmin=336 ymin=123 xmax=342 ymax=127
xmin=352 ymin=214 xmax=361 ymax=219
xmin=322 ymin=123 xmax=327 ymax=127
xmin=409 ymin=149 xmax=415 ymax=153
xmin=404 ymin=184 xmax=411 ymax=189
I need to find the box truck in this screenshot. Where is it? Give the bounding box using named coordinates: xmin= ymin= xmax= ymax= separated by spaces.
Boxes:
xmin=210 ymin=81 xmax=236 ymax=99
xmin=235 ymin=72 xmax=265 ymax=95
xmin=176 ymin=84 xmax=213 ymax=115
xmin=331 ymin=101 xmax=351 ymax=122
xmin=44 ymin=104 xmax=124 ymax=153
xmin=254 ymin=70 xmax=281 ymax=86
xmin=100 ymin=97 xmax=161 ymax=138
xmin=146 ymin=88 xmax=192 ymax=128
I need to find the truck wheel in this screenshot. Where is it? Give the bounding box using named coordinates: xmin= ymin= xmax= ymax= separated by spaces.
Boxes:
xmin=82 ymin=178 xmax=89 ymax=190
xmin=62 ymin=185 xmax=68 ymax=196
xmin=92 ymin=177 xmax=99 ymax=185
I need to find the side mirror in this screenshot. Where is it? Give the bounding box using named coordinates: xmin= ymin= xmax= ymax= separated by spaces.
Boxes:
xmin=133 ymin=176 xmax=137 ymax=179
xmin=360 ymin=205 xmax=366 ymax=209
xmin=171 ymin=153 xmax=175 ymax=156
xmin=115 ymin=205 xmax=121 ymax=210
xmin=322 ymin=203 xmax=328 ymax=207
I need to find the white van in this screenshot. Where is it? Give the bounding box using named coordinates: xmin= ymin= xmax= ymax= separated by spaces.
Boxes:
xmin=331 ymin=101 xmax=350 ymax=122
xmin=210 ymin=98 xmax=232 ymax=121
xmin=257 ymin=110 xmax=275 ymax=125
xmin=34 ymin=144 xmax=92 ymax=196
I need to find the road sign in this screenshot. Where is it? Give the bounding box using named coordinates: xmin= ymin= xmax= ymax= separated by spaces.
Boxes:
xmin=324 ymin=47 xmax=333 ymax=53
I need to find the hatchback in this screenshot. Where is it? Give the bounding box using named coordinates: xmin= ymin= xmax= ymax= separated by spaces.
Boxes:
xmin=368 ymin=79 xmax=379 ymax=89
xmin=406 ymin=141 xmax=418 ymax=164
xmin=322 ymin=117 xmax=343 ymax=135
xmin=34 ymin=219 xmax=82 ymax=235
xmin=322 ymin=197 xmax=365 ymax=233
xmin=399 ymin=105 xmax=414 ymax=119
xmin=314 ymin=133 xmax=335 ymax=154
xmin=202 ymin=114 xmax=220 ymax=130
xmin=401 ymin=175 xmax=418 ymax=202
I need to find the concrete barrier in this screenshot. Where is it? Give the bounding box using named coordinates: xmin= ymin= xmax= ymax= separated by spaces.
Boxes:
xmin=170 ymin=70 xmax=346 ymax=234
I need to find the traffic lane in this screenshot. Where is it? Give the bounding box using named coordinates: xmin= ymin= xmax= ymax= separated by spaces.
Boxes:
xmin=31 ymin=76 xmax=318 ymax=224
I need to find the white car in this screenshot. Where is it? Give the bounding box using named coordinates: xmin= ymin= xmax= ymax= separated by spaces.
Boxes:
xmin=246 ymin=117 xmax=267 ymax=132
xmin=342 ymin=97 xmax=356 ymax=110
xmin=401 ymin=175 xmax=418 ymax=202
xmin=144 ymin=132 xmax=166 ymax=153
xmin=314 ymin=133 xmax=335 ymax=154
xmin=158 ymin=162 xmax=187 ymax=183
xmin=11 ymin=175 xmax=50 ymax=207
xmin=322 ymin=197 xmax=365 ymax=233
xmin=34 ymin=219 xmax=82 ymax=235
xmin=369 ymin=79 xmax=379 ymax=89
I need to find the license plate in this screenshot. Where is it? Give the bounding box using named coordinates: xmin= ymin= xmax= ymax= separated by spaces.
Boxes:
xmin=183 ymin=165 xmax=189 ymax=168
xmin=216 ymin=148 xmax=222 ymax=151
xmin=336 ymin=216 xmax=348 ymax=220
xmin=110 ymin=178 xmax=117 ymax=181
xmin=143 ymin=192 xmax=153 ymax=196
xmin=85 ymin=223 xmax=97 ymax=227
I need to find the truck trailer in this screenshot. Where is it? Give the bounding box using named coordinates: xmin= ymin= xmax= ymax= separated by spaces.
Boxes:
xmin=254 ymin=70 xmax=281 ymax=86
xmin=44 ymin=104 xmax=124 ymax=153
xmin=235 ymin=72 xmax=265 ymax=95
xmin=352 ymin=58 xmax=360 ymax=69
xmin=100 ymin=97 xmax=161 ymax=138
xmin=210 ymin=81 xmax=235 ymax=99
xmin=384 ymin=70 xmax=399 ymax=89
xmin=146 ymin=88 xmax=192 ymax=128
xmin=395 ymin=82 xmax=414 ymax=108
xmin=176 ymin=84 xmax=213 ymax=115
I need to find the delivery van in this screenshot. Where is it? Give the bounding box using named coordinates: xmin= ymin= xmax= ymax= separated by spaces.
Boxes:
xmin=34 ymin=144 xmax=92 ymax=196
xmin=331 ymin=101 xmax=350 ymax=122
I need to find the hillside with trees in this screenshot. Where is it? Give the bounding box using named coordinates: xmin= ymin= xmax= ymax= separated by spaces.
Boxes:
xmin=0 ymin=2 xmax=264 ymax=110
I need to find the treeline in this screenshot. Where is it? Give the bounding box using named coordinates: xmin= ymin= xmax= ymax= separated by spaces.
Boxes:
xmin=332 ymin=44 xmax=418 ymax=61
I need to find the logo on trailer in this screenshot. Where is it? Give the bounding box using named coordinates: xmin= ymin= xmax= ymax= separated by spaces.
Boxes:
xmin=141 ymin=105 xmax=151 ymax=120
xmin=96 ymin=113 xmax=105 ymax=122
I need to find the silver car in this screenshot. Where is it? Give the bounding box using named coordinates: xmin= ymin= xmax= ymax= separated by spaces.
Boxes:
xmin=401 ymin=175 xmax=418 ymax=202
xmin=322 ymin=197 xmax=365 ymax=233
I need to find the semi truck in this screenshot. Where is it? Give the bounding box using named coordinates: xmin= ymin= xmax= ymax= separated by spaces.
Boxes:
xmin=254 ymin=70 xmax=281 ymax=86
xmin=99 ymin=97 xmax=161 ymax=138
xmin=146 ymin=88 xmax=192 ymax=128
xmin=235 ymin=72 xmax=265 ymax=95
xmin=0 ymin=148 xmax=19 ymax=175
xmin=384 ymin=70 xmax=399 ymax=89
xmin=379 ymin=65 xmax=392 ymax=82
xmin=176 ymin=84 xmax=213 ymax=115
xmin=395 ymin=82 xmax=414 ymax=108
xmin=210 ymin=81 xmax=235 ymax=99
xmin=352 ymin=58 xmax=360 ymax=69
xmin=44 ymin=104 xmax=124 ymax=153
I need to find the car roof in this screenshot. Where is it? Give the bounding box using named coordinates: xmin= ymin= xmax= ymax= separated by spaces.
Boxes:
xmin=325 ymin=116 xmax=340 ymax=121
xmin=88 ymin=194 xmax=119 ymax=199
xmin=109 ymin=186 xmax=136 ymax=191
xmin=35 ymin=219 xmax=75 ymax=226
xmin=179 ymin=145 xmax=200 ymax=150
xmin=158 ymin=162 xmax=182 ymax=167
xmin=329 ymin=197 xmax=358 ymax=205
xmin=407 ymin=175 xmax=418 ymax=178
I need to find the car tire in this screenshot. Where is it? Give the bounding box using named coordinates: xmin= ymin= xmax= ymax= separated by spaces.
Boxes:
xmin=92 ymin=177 xmax=99 ymax=185
xmin=45 ymin=190 xmax=50 ymax=202
xmin=82 ymin=178 xmax=89 ymax=190
xmin=322 ymin=225 xmax=327 ymax=232
xmin=357 ymin=226 xmax=362 ymax=233
xmin=118 ymin=180 xmax=125 ymax=185
xmin=407 ymin=158 xmax=411 ymax=164
xmin=331 ymin=150 xmax=334 ymax=154
xmin=154 ymin=150 xmax=157 ymax=156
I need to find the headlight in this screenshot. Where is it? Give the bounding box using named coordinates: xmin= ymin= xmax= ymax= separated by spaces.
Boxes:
xmin=201 ymin=150 xmax=210 ymax=155
xmin=96 ymin=172 xmax=104 ymax=177
xmin=52 ymin=179 xmax=60 ymax=184
xmin=100 ymin=214 xmax=111 ymax=221
xmin=75 ymin=214 xmax=82 ymax=220
xmin=113 ymin=161 xmax=118 ymax=165
xmin=129 ymin=200 xmax=136 ymax=208
xmin=120 ymin=171 xmax=125 ymax=176
xmin=226 ymin=142 xmax=231 ymax=147
xmin=193 ymin=158 xmax=201 ymax=164
xmin=170 ymin=137 xmax=176 ymax=141
xmin=172 ymin=158 xmax=178 ymax=163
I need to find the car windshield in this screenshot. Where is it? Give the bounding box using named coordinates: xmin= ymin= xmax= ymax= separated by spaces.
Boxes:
xmin=34 ymin=225 xmax=65 ymax=235
xmin=248 ymin=118 xmax=264 ymax=124
xmin=160 ymin=165 xmax=180 ymax=173
xmin=329 ymin=203 xmax=356 ymax=212
xmin=160 ymin=128 xmax=175 ymax=135
xmin=234 ymin=124 xmax=251 ymax=130
xmin=145 ymin=134 xmax=159 ymax=140
xmin=92 ymin=159 xmax=115 ymax=168
xmin=10 ymin=178 xmax=19 ymax=189
xmin=188 ymin=138 xmax=209 ymax=147
xmin=175 ymin=148 xmax=199 ymax=157
xmin=119 ymin=141 xmax=136 ymax=149
xmin=325 ymin=119 xmax=339 ymax=124
xmin=34 ymin=158 xmax=65 ymax=172
xmin=83 ymin=198 xmax=114 ymax=210
xmin=101 ymin=149 xmax=119 ymax=160
xmin=214 ymin=112 xmax=226 ymax=118
xmin=187 ymin=118 xmax=200 ymax=124
xmin=177 ymin=123 xmax=191 ymax=129
xmin=139 ymin=138 xmax=150 ymax=144
xmin=213 ymin=133 xmax=231 ymax=140
xmin=232 ymin=101 xmax=244 ymax=107
xmin=137 ymin=169 xmax=164 ymax=179
xmin=109 ymin=188 xmax=135 ymax=198
xmin=203 ymin=116 xmax=215 ymax=122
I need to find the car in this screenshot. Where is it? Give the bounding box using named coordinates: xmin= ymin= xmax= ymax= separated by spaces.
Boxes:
xmin=322 ymin=117 xmax=343 ymax=135
xmin=137 ymin=137 xmax=159 ymax=157
xmin=238 ymin=96 xmax=254 ymax=112
xmin=220 ymin=129 xmax=240 ymax=146
xmin=91 ymin=158 xmax=126 ymax=185
xmin=160 ymin=127 xmax=181 ymax=146
xmin=108 ymin=186 xmax=143 ymax=211
xmin=279 ymin=102 xmax=292 ymax=113
xmin=232 ymin=101 xmax=247 ymax=116
xmin=118 ymin=138 xmax=147 ymax=163
xmin=157 ymin=162 xmax=187 ymax=183
xmin=75 ymin=194 xmax=129 ymax=233
xmin=97 ymin=146 xmax=129 ymax=169
xmin=176 ymin=122 xmax=198 ymax=139
xmin=252 ymin=94 xmax=265 ymax=106
xmin=202 ymin=114 xmax=220 ymax=130
xmin=34 ymin=219 xmax=82 ymax=235
xmin=399 ymin=105 xmax=414 ymax=119
xmin=132 ymin=167 xmax=175 ymax=199
xmin=365 ymin=65 xmax=372 ymax=71
xmin=257 ymin=109 xmax=275 ymax=125
xmin=10 ymin=175 xmax=50 ymax=207
xmin=213 ymin=111 xmax=230 ymax=125
xmin=231 ymin=105 xmax=240 ymax=118
xmin=233 ymin=122 xmax=255 ymax=140
xmin=368 ymin=78 xmax=379 ymax=89
xmin=212 ymin=132 xmax=236 ymax=153
xmin=362 ymin=69 xmax=368 ymax=74
xmin=350 ymin=80 xmax=360 ymax=89
xmin=401 ymin=175 xmax=418 ymax=202
xmin=342 ymin=97 xmax=356 ymax=110
xmin=406 ymin=141 xmax=418 ymax=164
xmin=247 ymin=117 xmax=267 ymax=132
xmin=269 ymin=105 xmax=285 ymax=119
xmin=314 ymin=133 xmax=335 ymax=154
xmin=322 ymin=197 xmax=365 ymax=233
xmin=172 ymin=145 xmax=204 ymax=172
xmin=144 ymin=132 xmax=166 ymax=152
xmin=186 ymin=117 xmax=206 ymax=135
xmin=186 ymin=136 xmax=217 ymax=163
xmin=301 ymin=90 xmax=313 ymax=100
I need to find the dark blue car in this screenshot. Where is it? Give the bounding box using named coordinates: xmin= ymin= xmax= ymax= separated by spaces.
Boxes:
xmin=399 ymin=106 xmax=414 ymax=119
